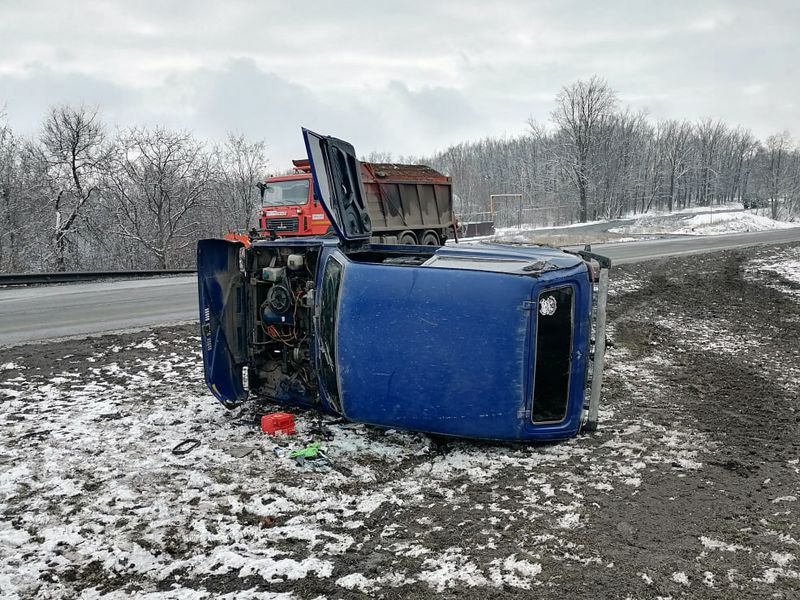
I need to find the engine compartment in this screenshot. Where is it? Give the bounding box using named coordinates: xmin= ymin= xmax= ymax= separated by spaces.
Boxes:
xmin=244 ymin=245 xmax=321 ymax=405
xmin=240 ymin=243 xmax=439 ymax=407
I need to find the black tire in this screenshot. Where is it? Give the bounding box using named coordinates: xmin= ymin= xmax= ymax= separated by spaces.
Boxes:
xmin=420 ymin=231 xmax=440 ymax=246
xmin=399 ymin=231 xmax=418 ymax=245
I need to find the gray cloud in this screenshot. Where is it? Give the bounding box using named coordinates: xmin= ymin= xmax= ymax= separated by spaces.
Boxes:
xmin=1 ymin=0 xmax=798 ymax=161
xmin=0 ymin=65 xmax=132 ymax=133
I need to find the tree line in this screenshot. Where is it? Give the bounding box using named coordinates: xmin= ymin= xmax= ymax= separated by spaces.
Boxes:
xmin=2 ymin=76 xmax=799 ymax=272
xmin=431 ymin=77 xmax=800 ymax=228
xmin=1 ymin=105 xmax=266 ymax=273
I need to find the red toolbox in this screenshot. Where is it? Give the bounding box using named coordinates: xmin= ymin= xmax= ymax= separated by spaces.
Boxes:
xmin=261 ymin=412 xmax=296 ymax=435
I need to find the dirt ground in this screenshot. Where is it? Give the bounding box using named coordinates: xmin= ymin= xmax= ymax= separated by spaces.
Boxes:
xmin=1 ymin=244 xmax=799 ymax=599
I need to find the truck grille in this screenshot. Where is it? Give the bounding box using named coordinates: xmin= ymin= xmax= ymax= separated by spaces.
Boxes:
xmin=265 ymin=217 xmax=299 ymax=232
xmin=531 ymin=286 xmax=574 ymax=423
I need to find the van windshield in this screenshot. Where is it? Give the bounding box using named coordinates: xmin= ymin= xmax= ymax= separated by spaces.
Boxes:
xmin=319 ymin=256 xmax=344 ymax=413
xmin=262 ymin=180 xmax=310 ymax=207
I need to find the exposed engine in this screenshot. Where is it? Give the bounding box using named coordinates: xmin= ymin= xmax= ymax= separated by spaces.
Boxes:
xmin=244 ymin=245 xmax=321 ymax=404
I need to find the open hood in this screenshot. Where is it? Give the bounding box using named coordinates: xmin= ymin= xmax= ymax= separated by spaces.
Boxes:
xmin=302 ymin=128 xmax=372 ymax=242
xmin=197 ymin=238 xmax=247 ymax=407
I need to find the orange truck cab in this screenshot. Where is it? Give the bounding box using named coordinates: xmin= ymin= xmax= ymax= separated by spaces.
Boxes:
xmin=257 ymin=160 xmax=331 ymax=237
xmin=255 ymin=159 xmax=456 ymax=245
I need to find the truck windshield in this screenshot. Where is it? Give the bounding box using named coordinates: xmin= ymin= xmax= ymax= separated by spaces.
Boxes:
xmin=262 ymin=180 xmax=310 ymax=207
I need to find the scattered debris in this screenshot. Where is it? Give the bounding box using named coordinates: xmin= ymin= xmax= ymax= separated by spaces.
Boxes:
xmin=171 ymin=438 xmax=201 ymax=455
xmin=288 ymin=441 xmax=322 ymax=459
xmin=226 ymin=445 xmax=256 ymax=459
xmin=261 ymin=412 xmax=296 ymax=436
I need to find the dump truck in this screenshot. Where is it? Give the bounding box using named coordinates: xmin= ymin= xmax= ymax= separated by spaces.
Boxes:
xmin=254 ymin=159 xmax=457 ymax=245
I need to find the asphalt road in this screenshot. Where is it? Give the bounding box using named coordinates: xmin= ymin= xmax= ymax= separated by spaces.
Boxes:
xmin=0 ymin=276 xmax=198 ymax=347
xmin=1 ymin=228 xmax=799 ymax=347
xmin=573 ymin=227 xmax=800 ymax=264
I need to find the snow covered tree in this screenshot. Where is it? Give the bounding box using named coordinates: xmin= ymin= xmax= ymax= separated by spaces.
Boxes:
xmin=105 ymin=127 xmax=214 ymax=269
xmin=39 ymin=104 xmax=109 ymax=271
xmin=551 ymin=76 xmax=618 ymax=222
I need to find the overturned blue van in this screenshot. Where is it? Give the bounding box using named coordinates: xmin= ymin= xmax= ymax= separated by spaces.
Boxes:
xmin=198 ymin=129 xmax=611 ymax=441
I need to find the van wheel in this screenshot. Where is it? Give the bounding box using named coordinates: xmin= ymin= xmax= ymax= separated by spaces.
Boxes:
xmin=420 ymin=231 xmax=440 ymax=246
xmin=399 ymin=232 xmax=418 ymax=245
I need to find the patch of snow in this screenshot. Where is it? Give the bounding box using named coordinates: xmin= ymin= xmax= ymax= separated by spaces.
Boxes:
xmin=0 ymin=526 xmax=30 ymax=548
xmin=336 ymin=572 xmax=377 ymax=594
xmin=131 ymin=339 xmax=157 ymax=350
xmin=496 ymin=217 xmax=609 ymax=236
xmin=556 ymin=512 xmax=580 ymax=529
xmin=772 ymin=496 xmax=798 ymax=503
xmin=700 ymin=537 xmax=750 ymax=553
xmin=771 ymin=552 xmax=796 ymax=568
xmin=487 ymin=555 xmax=542 ymax=589
xmin=654 ymin=314 xmax=765 ymax=357
xmin=671 ymin=571 xmax=690 ymax=586
xmin=417 ymin=549 xmax=490 ymax=592
xmin=745 ymin=247 xmax=800 ymax=300
xmin=757 ymin=567 xmax=800 ymax=584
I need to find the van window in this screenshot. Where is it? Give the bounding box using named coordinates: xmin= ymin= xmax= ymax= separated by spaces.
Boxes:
xmin=319 ymin=256 xmax=343 ymax=411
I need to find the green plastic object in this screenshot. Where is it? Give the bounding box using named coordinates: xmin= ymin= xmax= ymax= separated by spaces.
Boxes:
xmin=288 ymin=441 xmax=322 ymax=459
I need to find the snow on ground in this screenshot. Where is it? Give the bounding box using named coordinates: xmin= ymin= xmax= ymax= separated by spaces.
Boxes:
xmin=2 ymin=251 xmax=799 ymax=598
xmin=609 ymin=210 xmax=796 ymax=237
xmin=0 ymin=319 xmax=710 ymax=598
xmin=744 ymin=246 xmax=800 ymax=300
xmin=493 ymin=203 xmax=750 ymax=237
xmin=494 ymin=218 xmax=609 ymax=236
xmin=468 ymin=204 xmax=797 ymax=246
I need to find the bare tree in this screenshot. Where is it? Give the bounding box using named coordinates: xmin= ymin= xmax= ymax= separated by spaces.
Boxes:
xmin=0 ymin=114 xmax=20 ymax=271
xmin=658 ymin=120 xmax=693 ymax=212
xmin=550 ymin=76 xmax=618 ymax=222
xmin=40 ymin=104 xmax=107 ymax=271
xmin=213 ymin=133 xmax=268 ymax=232
xmin=757 ymin=132 xmax=794 ymax=220
xmin=694 ymin=119 xmax=728 ymax=206
xmin=5 ymin=83 xmax=800 ymax=275
xmin=106 ymin=127 xmax=213 ymax=269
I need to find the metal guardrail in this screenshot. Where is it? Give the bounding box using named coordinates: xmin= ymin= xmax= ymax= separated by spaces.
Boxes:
xmin=0 ymin=269 xmax=197 ymax=286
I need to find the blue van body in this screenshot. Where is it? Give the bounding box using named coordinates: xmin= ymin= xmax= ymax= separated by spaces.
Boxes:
xmin=197 ymin=129 xmax=609 ymax=441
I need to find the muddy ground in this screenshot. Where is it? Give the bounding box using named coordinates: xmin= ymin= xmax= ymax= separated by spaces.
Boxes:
xmin=1 ymin=244 xmax=798 ymax=599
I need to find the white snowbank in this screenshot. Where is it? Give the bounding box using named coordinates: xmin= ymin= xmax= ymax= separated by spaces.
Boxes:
xmin=610 ymin=211 xmax=796 ymax=236
xmin=495 ymin=203 xmax=751 ymax=235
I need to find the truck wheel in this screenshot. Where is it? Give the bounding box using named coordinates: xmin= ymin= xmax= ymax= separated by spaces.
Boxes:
xmin=399 ymin=231 xmax=418 ymax=245
xmin=420 ymin=231 xmax=440 ymax=246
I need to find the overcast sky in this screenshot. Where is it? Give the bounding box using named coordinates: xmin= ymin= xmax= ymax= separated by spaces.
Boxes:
xmin=1 ymin=0 xmax=798 ymax=165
